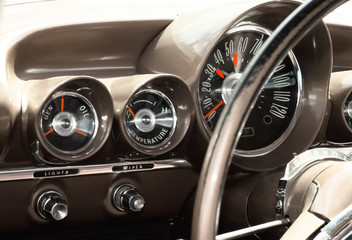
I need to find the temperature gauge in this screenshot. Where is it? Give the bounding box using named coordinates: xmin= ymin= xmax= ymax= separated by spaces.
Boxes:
xmin=124 ymin=90 xmax=177 ymax=150
xmin=40 ymin=92 xmax=98 ymax=154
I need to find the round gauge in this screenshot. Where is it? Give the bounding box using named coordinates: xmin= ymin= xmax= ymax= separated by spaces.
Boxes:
xmin=124 ymin=90 xmax=177 ymax=150
xmin=40 ymin=92 xmax=98 ymax=154
xmin=344 ymin=92 xmax=352 ymax=129
xmin=198 ymin=25 xmax=302 ymax=154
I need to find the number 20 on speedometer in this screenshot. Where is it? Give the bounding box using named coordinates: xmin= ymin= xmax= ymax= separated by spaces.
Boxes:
xmin=198 ymin=25 xmax=302 ymax=153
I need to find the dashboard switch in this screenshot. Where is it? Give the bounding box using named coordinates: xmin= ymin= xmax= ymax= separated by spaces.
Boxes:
xmin=37 ymin=191 xmax=68 ymax=221
xmin=113 ymin=184 xmax=145 ymax=212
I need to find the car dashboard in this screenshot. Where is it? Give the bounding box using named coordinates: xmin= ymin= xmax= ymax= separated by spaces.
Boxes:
xmin=1 ymin=0 xmax=352 ymax=239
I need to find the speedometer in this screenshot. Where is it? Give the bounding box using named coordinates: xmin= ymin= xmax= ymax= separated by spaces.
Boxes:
xmin=198 ymin=25 xmax=302 ymax=154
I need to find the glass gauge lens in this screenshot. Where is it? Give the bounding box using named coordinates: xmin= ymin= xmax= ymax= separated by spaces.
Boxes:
xmin=40 ymin=93 xmax=97 ymax=153
xmin=124 ymin=90 xmax=176 ymax=149
xmin=344 ymin=92 xmax=352 ymax=129
xmin=198 ymin=26 xmax=301 ymax=152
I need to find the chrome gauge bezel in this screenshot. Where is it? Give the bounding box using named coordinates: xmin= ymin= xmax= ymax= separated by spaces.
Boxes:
xmin=343 ymin=90 xmax=352 ymax=131
xmin=198 ymin=24 xmax=303 ymax=157
xmin=123 ymin=89 xmax=177 ymax=152
xmin=39 ymin=91 xmax=99 ymax=156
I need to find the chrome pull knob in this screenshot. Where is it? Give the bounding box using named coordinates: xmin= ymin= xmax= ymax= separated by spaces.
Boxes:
xmin=37 ymin=191 xmax=68 ymax=221
xmin=113 ymin=184 xmax=145 ymax=212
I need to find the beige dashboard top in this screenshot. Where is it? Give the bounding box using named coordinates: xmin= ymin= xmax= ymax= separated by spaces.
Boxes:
xmin=1 ymin=0 xmax=352 ymax=36
xmin=0 ymin=0 xmax=259 ymax=34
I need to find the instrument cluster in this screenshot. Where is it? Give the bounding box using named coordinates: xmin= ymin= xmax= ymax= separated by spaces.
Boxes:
xmin=23 ymin=75 xmax=192 ymax=165
xmin=0 ymin=0 xmax=343 ymax=235
xmin=0 ymin=0 xmax=334 ymax=172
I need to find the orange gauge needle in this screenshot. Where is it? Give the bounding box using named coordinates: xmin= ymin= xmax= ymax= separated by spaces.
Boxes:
xmin=204 ymin=100 xmax=224 ymax=119
xmin=61 ymin=97 xmax=64 ymax=112
xmin=128 ymin=106 xmax=135 ymax=118
xmin=75 ymin=130 xmax=87 ymax=137
xmin=216 ymin=68 xmax=224 ymax=79
xmin=234 ymin=53 xmax=238 ymax=69
xmin=44 ymin=128 xmax=54 ymax=136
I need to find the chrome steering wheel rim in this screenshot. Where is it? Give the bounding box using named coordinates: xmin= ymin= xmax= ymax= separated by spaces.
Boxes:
xmin=191 ymin=0 xmax=348 ymax=239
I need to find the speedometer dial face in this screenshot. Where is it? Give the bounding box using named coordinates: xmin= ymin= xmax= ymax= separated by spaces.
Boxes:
xmin=198 ymin=26 xmax=302 ymax=154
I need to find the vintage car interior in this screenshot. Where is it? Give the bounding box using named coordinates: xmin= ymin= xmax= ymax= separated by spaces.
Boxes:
xmin=1 ymin=0 xmax=352 ymax=239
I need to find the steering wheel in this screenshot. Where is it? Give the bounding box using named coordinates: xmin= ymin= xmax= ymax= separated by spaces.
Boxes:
xmin=191 ymin=0 xmax=348 ymax=239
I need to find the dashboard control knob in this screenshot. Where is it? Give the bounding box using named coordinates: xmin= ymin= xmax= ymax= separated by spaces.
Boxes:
xmin=37 ymin=191 xmax=68 ymax=221
xmin=113 ymin=184 xmax=145 ymax=212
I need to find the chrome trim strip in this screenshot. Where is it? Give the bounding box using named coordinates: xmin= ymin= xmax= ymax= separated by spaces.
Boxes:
xmin=0 ymin=159 xmax=192 ymax=182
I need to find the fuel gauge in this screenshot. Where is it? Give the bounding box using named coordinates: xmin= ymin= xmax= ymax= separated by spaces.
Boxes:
xmin=40 ymin=92 xmax=98 ymax=154
xmin=124 ymin=90 xmax=177 ymax=150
